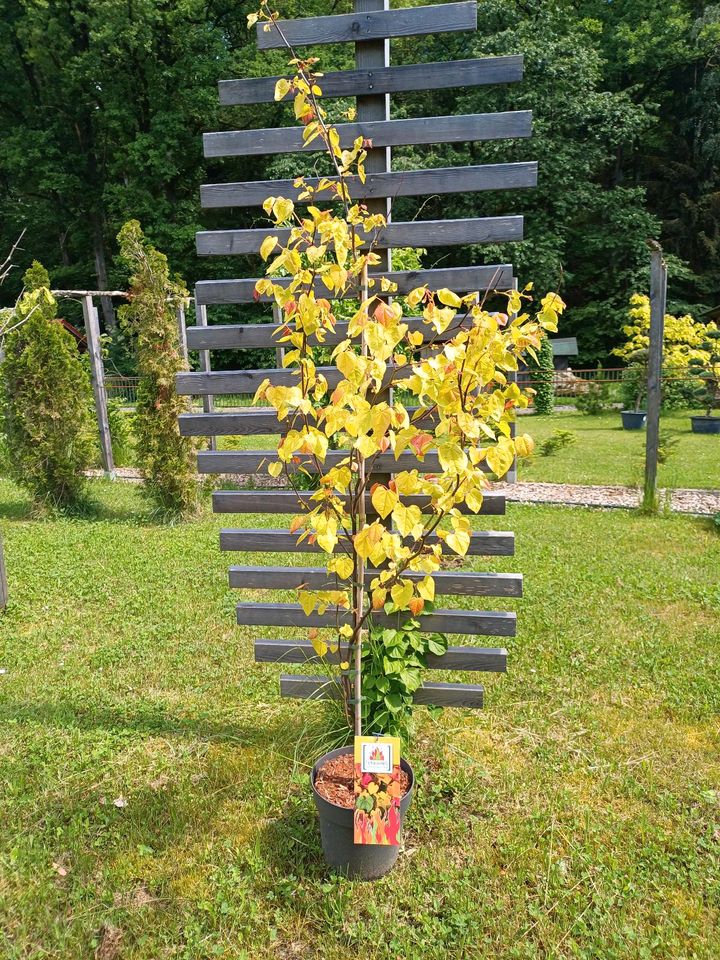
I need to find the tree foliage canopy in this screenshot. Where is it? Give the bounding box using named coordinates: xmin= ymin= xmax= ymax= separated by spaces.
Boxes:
xmin=1 ymin=0 xmax=718 ymax=363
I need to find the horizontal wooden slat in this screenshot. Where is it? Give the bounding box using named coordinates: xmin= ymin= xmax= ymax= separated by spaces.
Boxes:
xmin=201 ymin=162 xmax=538 ymax=208
xmin=229 ymin=565 xmax=523 ymax=598
xmin=255 ymin=639 xmax=507 ymax=672
xmin=181 ymin=400 xmax=462 ymax=434
xmin=198 ymin=449 xmax=494 ymax=477
xmin=413 ymin=681 xmax=484 ymax=708
xmin=218 ymin=56 xmax=523 ymax=105
xmin=197 ymin=215 xmax=523 ymax=257
xmin=177 ymin=364 xmax=408 ymax=395
xmin=255 ymin=2 xmax=477 ymax=49
xmin=279 ymin=674 xmax=484 ymax=708
xmin=220 ymin=528 xmax=514 ymax=556
xmin=180 ymin=408 xmax=441 ymax=436
xmin=192 ymin=264 xmax=513 ymax=309
xmin=203 ymin=111 xmax=531 ymax=158
xmin=237 ymin=602 xmax=515 ymax=637
xmin=212 ymin=490 xmax=506 ymax=517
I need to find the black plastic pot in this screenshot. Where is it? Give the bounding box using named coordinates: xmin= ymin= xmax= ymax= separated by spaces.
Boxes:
xmin=690 ymin=415 xmax=720 ymax=435
xmin=621 ymin=410 xmax=647 ymax=430
xmin=311 ymin=745 xmax=415 ymax=880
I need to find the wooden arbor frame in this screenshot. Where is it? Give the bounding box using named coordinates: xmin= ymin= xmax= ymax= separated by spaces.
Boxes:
xmin=177 ymin=0 xmax=536 ymax=711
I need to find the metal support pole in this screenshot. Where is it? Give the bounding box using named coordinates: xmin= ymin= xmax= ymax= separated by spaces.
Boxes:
xmin=82 ymin=295 xmax=115 ymax=479
xmin=506 ymin=277 xmax=519 ymax=484
xmin=273 ymin=303 xmax=285 ymax=369
xmin=644 ymin=243 xmax=667 ymax=512
xmin=195 ymin=302 xmax=216 ymax=451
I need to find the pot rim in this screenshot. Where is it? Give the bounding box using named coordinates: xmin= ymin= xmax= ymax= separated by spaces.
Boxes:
xmin=311 ymin=744 xmax=414 ymax=810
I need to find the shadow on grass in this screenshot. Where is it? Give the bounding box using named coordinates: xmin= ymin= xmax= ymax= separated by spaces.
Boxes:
xmin=0 ymin=697 xmax=280 ymax=746
xmin=259 ymin=799 xmax=329 ymax=878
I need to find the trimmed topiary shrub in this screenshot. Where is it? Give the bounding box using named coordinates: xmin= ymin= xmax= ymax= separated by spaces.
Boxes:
xmin=117 ymin=220 xmax=200 ymax=517
xmin=0 ymin=261 xmax=95 ymax=509
xmin=533 ymin=336 xmax=555 ymax=414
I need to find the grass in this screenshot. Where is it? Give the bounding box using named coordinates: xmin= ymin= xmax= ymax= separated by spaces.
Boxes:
xmin=517 ymin=408 xmax=720 ymax=489
xmin=1 ymin=478 xmax=719 ymax=958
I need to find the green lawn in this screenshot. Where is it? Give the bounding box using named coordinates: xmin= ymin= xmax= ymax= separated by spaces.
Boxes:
xmin=518 ymin=409 xmax=720 ymax=489
xmin=1 ymin=479 xmax=719 ymax=958
xmin=211 ymin=407 xmax=720 ymax=490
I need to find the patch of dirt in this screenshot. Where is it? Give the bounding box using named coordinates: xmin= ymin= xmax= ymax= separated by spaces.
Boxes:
xmin=95 ymin=924 xmax=123 ymax=960
xmin=314 ymin=752 xmax=411 ymax=809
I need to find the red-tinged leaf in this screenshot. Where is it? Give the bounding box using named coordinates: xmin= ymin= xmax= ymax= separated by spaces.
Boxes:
xmin=388 ymin=479 xmax=397 ymax=492
xmin=409 ymin=597 xmax=424 ymax=616
xmin=308 ymin=534 xmax=316 ymax=545
xmin=363 ymin=138 xmax=373 ymax=148
xmin=317 ymin=298 xmax=331 ymax=310
xmin=379 ymin=435 xmax=390 ymax=452
xmin=370 ymin=482 xmax=380 ymax=494
xmin=410 ymin=432 xmax=433 ymax=458
xmin=290 ymin=515 xmax=304 ymax=534
xmin=285 ymin=300 xmax=297 ymax=316
xmin=253 ymin=289 xmax=260 ymax=302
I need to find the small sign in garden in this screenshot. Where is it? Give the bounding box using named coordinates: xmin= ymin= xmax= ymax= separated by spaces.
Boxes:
xmin=353 ymin=735 xmax=403 ymax=846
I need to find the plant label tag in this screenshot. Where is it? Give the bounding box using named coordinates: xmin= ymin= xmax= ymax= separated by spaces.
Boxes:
xmin=353 ymin=735 xmax=403 ymax=846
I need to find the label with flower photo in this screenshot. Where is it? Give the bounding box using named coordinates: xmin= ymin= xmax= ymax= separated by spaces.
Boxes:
xmin=353 ymin=735 xmax=403 ymax=846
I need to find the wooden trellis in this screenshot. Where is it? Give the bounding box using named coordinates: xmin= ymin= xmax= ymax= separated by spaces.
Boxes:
xmin=177 ymin=0 xmax=536 ymax=710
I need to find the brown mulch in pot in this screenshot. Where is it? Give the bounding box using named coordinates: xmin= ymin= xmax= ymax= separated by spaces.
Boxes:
xmin=314 ymin=752 xmax=411 ymax=809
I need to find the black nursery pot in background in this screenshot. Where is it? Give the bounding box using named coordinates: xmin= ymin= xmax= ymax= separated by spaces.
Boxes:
xmin=311 ymin=746 xmax=415 ymax=881
xmin=690 ymin=416 xmax=720 ymax=434
xmin=621 ymin=410 xmax=647 ymax=430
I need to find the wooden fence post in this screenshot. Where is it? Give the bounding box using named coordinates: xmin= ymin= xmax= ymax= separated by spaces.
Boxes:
xmin=195 ymin=302 xmax=216 ymax=451
xmin=82 ymin=295 xmax=115 ymax=479
xmin=644 ymin=242 xmax=667 ymax=512
xmin=177 ymin=303 xmax=189 ymax=363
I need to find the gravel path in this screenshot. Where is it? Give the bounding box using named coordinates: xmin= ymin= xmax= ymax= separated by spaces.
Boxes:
xmin=87 ymin=470 xmax=719 ymax=516
xmin=497 ymin=481 xmax=720 ymax=516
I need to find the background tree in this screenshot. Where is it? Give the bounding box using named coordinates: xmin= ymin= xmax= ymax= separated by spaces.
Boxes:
xmin=117 ymin=220 xmax=200 ymax=517
xmin=0 ymin=261 xmax=95 ymax=509
xmin=532 ymin=337 xmax=556 ymax=415
xmin=1 ymin=0 xmax=718 ymax=366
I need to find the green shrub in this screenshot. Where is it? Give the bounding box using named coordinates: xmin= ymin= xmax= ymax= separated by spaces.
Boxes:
xmin=0 ymin=261 xmax=95 ymax=508
xmin=117 ymin=221 xmax=200 ymax=517
xmin=106 ymin=399 xmax=135 ymax=467
xmin=533 ymin=337 xmax=555 ymax=414
xmin=538 ymin=429 xmax=577 ymax=457
xmin=575 ymin=377 xmax=613 ymax=415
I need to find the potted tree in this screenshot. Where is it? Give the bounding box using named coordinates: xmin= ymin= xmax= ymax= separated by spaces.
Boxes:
xmin=614 ymin=293 xmax=714 ymax=430
xmin=689 ymin=328 xmax=720 ymax=433
xmin=619 ymin=354 xmax=648 ymax=429
xmin=248 ymin=3 xmax=564 ymax=877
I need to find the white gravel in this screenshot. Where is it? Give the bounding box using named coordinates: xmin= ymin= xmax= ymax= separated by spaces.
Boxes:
xmin=86 ymin=470 xmax=720 ymax=515
xmin=497 ymin=481 xmax=720 ymax=516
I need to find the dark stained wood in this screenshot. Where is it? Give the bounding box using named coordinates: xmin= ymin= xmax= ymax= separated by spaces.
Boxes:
xmin=279 ymin=674 xmax=484 ymax=707
xmin=218 ymin=56 xmax=524 ymax=105
xmin=196 ymin=216 xmax=524 ymax=257
xmin=255 ymin=639 xmax=507 ymax=672
xmin=255 ymin=2 xmax=477 ymax=49
xmin=236 ymin=602 xmax=516 ymax=636
xmin=192 ymin=264 xmax=513 ymax=308
xmin=198 ymin=449 xmax=494 ymax=477
xmin=180 ymin=408 xmax=440 ymax=436
xmin=176 ymin=364 xmax=410 ymax=395
xmin=212 ymin=490 xmax=506 ymax=516
xmin=201 ymin=162 xmax=538 ymax=208
xmin=412 ymin=681 xmax=484 ymax=708
xmin=220 ymin=528 xmax=515 ymax=556
xmin=203 ymin=111 xmax=532 ymax=158
xmin=229 ymin=565 xmax=523 ymax=598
